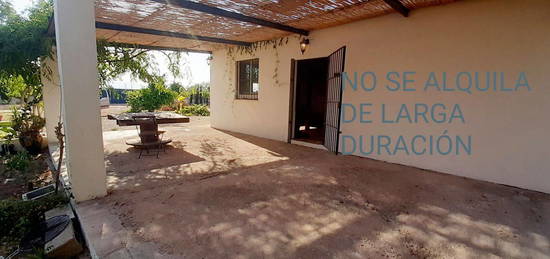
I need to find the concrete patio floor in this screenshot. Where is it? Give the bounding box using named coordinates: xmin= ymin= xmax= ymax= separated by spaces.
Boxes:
xmin=78 ymin=116 xmax=550 ymax=258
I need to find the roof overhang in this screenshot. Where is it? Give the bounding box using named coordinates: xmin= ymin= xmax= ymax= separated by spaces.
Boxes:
xmin=50 ymin=0 xmax=459 ymax=52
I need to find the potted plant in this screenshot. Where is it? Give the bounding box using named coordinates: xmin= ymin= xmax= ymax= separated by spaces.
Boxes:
xmin=11 ymin=105 xmax=45 ymax=155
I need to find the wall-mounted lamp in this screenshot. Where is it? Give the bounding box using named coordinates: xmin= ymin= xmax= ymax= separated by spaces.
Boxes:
xmin=206 ymin=55 xmax=213 ymax=65
xmin=299 ymin=38 xmax=310 ymax=54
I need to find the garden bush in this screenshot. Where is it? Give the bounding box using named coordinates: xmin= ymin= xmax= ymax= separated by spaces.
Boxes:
xmin=178 ymin=105 xmax=210 ymax=116
xmin=5 ymin=151 xmax=31 ymax=175
xmin=126 ymin=81 xmax=177 ymax=112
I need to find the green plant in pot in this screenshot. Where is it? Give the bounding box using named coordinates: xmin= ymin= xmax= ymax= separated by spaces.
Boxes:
xmin=11 ymin=105 xmax=45 ymax=155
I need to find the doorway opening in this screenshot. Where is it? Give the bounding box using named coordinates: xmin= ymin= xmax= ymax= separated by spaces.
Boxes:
xmin=292 ymin=57 xmax=329 ymax=145
xmin=288 ymin=46 xmax=346 ymax=153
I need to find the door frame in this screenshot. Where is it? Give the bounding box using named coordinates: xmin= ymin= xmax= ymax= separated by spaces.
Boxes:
xmin=287 ymin=53 xmax=343 ymax=148
xmin=288 ymin=57 xmax=328 ymax=145
xmin=287 ymin=59 xmax=297 ymax=143
xmin=288 ymin=47 xmax=346 ymax=153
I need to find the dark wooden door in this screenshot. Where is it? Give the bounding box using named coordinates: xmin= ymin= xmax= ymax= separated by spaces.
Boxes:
xmin=324 ymin=46 xmax=346 ymax=153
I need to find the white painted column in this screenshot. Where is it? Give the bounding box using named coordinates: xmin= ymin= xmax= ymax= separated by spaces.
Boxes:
xmin=54 ymin=0 xmax=106 ymax=201
xmin=41 ymin=49 xmax=61 ymax=146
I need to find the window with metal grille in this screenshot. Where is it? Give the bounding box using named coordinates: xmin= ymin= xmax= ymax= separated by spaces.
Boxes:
xmin=236 ymin=58 xmax=259 ymax=100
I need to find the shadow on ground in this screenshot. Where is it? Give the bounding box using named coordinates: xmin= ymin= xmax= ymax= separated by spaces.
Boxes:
xmin=90 ymin=117 xmax=550 ymax=258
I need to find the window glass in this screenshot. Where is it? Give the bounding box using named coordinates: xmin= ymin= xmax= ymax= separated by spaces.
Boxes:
xmin=236 ymin=59 xmax=259 ymax=100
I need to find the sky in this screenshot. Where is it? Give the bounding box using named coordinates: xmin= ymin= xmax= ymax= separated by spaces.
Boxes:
xmin=9 ymin=0 xmax=33 ymax=14
xmin=108 ymin=52 xmax=211 ymax=90
xmin=9 ymin=0 xmax=211 ymax=89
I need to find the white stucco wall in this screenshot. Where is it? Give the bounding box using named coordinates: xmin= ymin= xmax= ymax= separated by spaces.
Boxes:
xmin=210 ymin=0 xmax=550 ymax=193
xmin=42 ymin=51 xmax=61 ymax=145
xmin=210 ymin=46 xmax=294 ymax=141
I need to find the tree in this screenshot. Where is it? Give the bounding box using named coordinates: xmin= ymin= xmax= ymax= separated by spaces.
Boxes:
xmin=169 ymin=82 xmax=184 ymax=93
xmin=0 ymin=75 xmax=41 ymax=105
xmin=0 ymin=0 xmax=16 ymax=24
xmin=0 ymin=0 xmax=188 ymax=102
xmin=126 ymin=80 xmax=177 ymax=112
xmin=0 ymin=0 xmax=53 ymax=102
xmin=96 ymin=41 xmax=189 ymax=90
xmin=97 ymin=41 xmax=166 ymax=88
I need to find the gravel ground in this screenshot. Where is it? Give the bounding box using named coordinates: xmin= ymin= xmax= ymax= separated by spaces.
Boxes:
xmin=90 ymin=107 xmax=550 ymax=258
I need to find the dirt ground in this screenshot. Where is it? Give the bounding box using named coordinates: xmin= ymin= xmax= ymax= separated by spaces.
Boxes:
xmin=92 ymin=110 xmax=550 ymax=258
xmin=0 ymin=153 xmax=52 ymax=200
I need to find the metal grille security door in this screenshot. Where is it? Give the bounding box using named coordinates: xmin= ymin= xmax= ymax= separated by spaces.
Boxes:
xmin=324 ymin=46 xmax=346 ymax=153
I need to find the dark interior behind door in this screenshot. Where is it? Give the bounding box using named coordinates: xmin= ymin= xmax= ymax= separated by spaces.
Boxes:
xmin=294 ymin=57 xmax=329 ymax=144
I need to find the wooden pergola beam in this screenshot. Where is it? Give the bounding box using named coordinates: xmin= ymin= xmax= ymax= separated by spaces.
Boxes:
xmin=151 ymin=0 xmax=309 ymax=36
xmin=383 ymin=0 xmax=410 ymax=17
xmin=96 ymin=22 xmax=252 ymax=47
xmin=106 ymin=42 xmax=212 ymax=54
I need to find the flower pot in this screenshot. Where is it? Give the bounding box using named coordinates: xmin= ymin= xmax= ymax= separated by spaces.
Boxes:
xmin=19 ymin=130 xmax=43 ymax=155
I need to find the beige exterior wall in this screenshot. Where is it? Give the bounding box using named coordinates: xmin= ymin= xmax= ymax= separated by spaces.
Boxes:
xmin=210 ymin=0 xmax=550 ymax=193
xmin=42 ymin=51 xmax=61 ymax=145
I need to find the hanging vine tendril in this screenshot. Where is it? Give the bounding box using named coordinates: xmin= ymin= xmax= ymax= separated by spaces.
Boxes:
xmin=225 ymin=37 xmax=291 ymax=90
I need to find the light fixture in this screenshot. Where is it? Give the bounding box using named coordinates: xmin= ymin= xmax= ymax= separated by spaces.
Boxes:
xmin=299 ymin=38 xmax=309 ymax=54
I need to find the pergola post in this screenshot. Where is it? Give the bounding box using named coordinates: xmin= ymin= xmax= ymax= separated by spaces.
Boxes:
xmin=54 ymin=0 xmax=107 ymax=201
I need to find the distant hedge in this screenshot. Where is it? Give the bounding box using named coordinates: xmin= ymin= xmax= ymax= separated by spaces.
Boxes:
xmin=177 ymin=105 xmax=210 ymax=116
